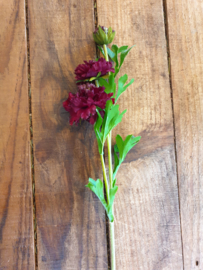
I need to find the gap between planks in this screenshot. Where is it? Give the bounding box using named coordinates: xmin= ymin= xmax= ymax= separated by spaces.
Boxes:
xmin=162 ymin=0 xmax=185 ymax=268
xmin=25 ymin=0 xmax=38 ymax=269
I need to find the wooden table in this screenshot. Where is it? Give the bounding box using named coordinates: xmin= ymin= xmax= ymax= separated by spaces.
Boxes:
xmin=0 ymin=0 xmax=203 ymax=269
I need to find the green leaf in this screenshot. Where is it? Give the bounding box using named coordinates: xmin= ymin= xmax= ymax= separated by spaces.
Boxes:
xmin=122 ymin=135 xmax=141 ymax=159
xmin=120 ymin=45 xmax=136 ymax=69
xmin=98 ymin=77 xmax=108 ymax=88
xmin=94 ymin=100 xmax=126 ymax=156
xmin=88 ymin=177 xmax=97 ymax=186
xmin=97 ymin=46 xmax=105 ymax=56
xmin=94 ymin=100 xmax=127 ymax=155
xmin=86 ymin=178 xmax=108 ymax=212
xmin=107 ymin=47 xmax=116 ymax=61
xmin=107 ymin=186 xmax=118 ymax=220
xmin=113 ymin=150 xmax=119 ymax=183
xmin=112 ymin=179 xmax=117 ymax=188
xmin=86 ymin=178 xmax=118 ymax=222
xmin=113 ymin=161 xmax=120 ymax=180
xmin=102 ymin=100 xmax=127 ymax=142
xmin=111 ymin=45 xmax=119 ymax=66
xmin=116 ymin=74 xmax=134 ymax=102
xmin=111 ymin=45 xmax=120 ymax=76
xmin=118 ymin=45 xmax=129 ymax=53
xmin=117 ymin=134 xmax=141 ymax=161
xmin=113 ymin=134 xmax=141 ymax=179
xmin=94 ymin=110 xmax=104 ymax=154
xmin=114 ymin=144 xmax=119 ymax=153
xmin=109 ymin=44 xmax=135 ymax=77
xmin=114 ymin=150 xmax=119 ymax=169
xmin=98 ymin=73 xmax=116 ymax=97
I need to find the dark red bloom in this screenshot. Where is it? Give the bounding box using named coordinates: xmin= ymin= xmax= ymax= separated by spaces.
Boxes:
xmin=75 ymin=58 xmax=115 ymax=81
xmin=63 ymin=83 xmax=114 ymax=125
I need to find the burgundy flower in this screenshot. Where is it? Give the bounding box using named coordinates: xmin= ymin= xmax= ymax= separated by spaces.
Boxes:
xmin=63 ymin=84 xmax=114 ymax=125
xmin=75 ymin=58 xmax=115 ymax=81
xmin=77 ymin=83 xmax=95 ymax=92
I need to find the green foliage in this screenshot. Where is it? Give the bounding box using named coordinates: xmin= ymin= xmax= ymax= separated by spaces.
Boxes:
xmin=97 ymin=45 xmax=135 ymax=101
xmin=87 ymin=40 xmax=138 ymax=224
xmin=94 ymin=100 xmax=127 ymax=154
xmin=118 ymin=46 xmax=128 ymax=53
xmin=98 ymin=73 xmax=116 ymax=97
xmin=98 ymin=73 xmax=134 ymax=102
xmin=116 ymin=74 xmax=134 ymax=102
xmin=113 ymin=134 xmax=141 ymax=180
xmin=86 ymin=178 xmax=118 ymax=222
xmin=111 ymin=45 xmax=119 ymax=72
xmin=97 ymin=45 xmax=105 ymax=56
xmin=102 ymin=100 xmax=126 ymax=142
xmin=107 ymin=45 xmax=135 ymax=77
xmin=94 ymin=110 xmax=104 ymax=154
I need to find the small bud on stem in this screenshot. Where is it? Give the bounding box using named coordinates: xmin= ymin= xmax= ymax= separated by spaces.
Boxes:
xmin=93 ymin=25 xmax=115 ymax=45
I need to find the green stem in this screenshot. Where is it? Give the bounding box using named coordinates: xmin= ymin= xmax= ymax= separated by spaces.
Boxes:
xmin=107 ymin=132 xmax=113 ymax=188
xmin=107 ymin=132 xmax=116 ymax=270
xmin=103 ymin=44 xmax=116 ymax=270
xmin=110 ymin=221 xmax=116 ymax=270
xmin=100 ymin=154 xmax=110 ymax=205
xmin=95 ymin=79 xmax=99 ymax=87
xmin=103 ymin=44 xmax=109 ymax=61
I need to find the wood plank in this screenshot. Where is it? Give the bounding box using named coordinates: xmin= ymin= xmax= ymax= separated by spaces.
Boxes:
xmin=28 ymin=1 xmax=108 ymax=269
xmin=165 ymin=0 xmax=203 ymax=269
xmin=0 ymin=0 xmax=35 ymax=269
xmin=97 ymin=0 xmax=183 ymax=269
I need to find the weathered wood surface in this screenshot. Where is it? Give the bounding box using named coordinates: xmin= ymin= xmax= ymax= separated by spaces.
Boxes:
xmin=166 ymin=0 xmax=203 ymax=269
xmin=28 ymin=0 xmax=107 ymax=269
xmin=97 ymin=0 xmax=183 ymax=269
xmin=1 ymin=0 xmax=203 ymax=268
xmin=0 ymin=0 xmax=35 ymax=269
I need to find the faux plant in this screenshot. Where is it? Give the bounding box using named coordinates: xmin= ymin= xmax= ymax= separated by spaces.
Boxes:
xmin=63 ymin=26 xmax=141 ymax=270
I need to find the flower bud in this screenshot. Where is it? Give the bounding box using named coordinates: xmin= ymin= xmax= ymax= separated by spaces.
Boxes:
xmin=93 ymin=26 xmax=115 ymax=45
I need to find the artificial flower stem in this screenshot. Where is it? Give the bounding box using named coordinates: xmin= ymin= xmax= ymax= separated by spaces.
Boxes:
xmin=104 ymin=44 xmax=113 ymax=189
xmin=110 ymin=221 xmax=116 ymax=270
xmin=104 ymin=44 xmax=116 ymax=270
xmin=107 ymin=132 xmax=113 ymax=188
xmin=100 ymin=154 xmax=110 ymax=205
xmin=103 ymin=44 xmax=109 ymax=61
xmin=107 ymin=132 xmax=116 ymax=270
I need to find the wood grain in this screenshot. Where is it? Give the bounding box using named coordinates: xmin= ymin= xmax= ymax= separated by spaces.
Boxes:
xmin=28 ymin=0 xmax=108 ymax=269
xmin=0 ymin=0 xmax=35 ymax=269
xmin=166 ymin=0 xmax=203 ymax=269
xmin=97 ymin=0 xmax=183 ymax=269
